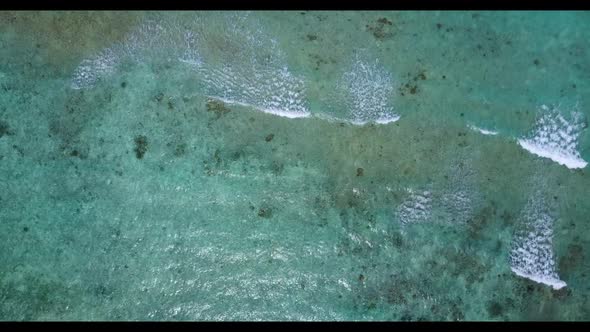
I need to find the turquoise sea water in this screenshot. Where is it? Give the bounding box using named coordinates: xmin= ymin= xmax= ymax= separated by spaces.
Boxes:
xmin=1 ymin=11 xmax=590 ymax=320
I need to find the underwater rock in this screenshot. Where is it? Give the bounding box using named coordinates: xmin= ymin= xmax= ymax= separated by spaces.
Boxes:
xmin=133 ymin=135 xmax=148 ymax=159
xmin=558 ymin=244 xmax=584 ymax=274
xmin=206 ymin=99 xmax=231 ymax=119
xmin=487 ymin=301 xmax=503 ymax=318
xmin=398 ymin=70 xmax=427 ymax=96
xmin=306 ymin=34 xmax=318 ymax=41
xmin=257 ymin=207 xmax=273 ymax=219
xmin=174 ymin=143 xmax=187 ymax=157
xmin=0 ymin=120 xmax=13 ymax=138
xmin=366 ymin=17 xmax=394 ymax=40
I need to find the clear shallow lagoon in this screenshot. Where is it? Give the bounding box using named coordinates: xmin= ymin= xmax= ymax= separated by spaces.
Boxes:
xmin=1 ymin=11 xmax=590 ymax=320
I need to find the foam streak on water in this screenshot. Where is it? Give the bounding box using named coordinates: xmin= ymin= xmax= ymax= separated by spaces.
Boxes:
xmin=467 ymin=124 xmax=498 ymax=136
xmin=397 ymin=189 xmax=432 ymax=225
xmin=71 ymin=48 xmax=120 ymax=90
xmin=193 ymin=15 xmax=311 ymax=119
xmin=517 ymin=105 xmax=587 ymax=169
xmin=70 ymin=14 xmax=311 ymax=120
xmin=509 ymin=194 xmax=567 ymax=290
xmin=201 ymin=65 xmax=310 ymax=119
xmin=338 ymin=54 xmax=400 ymax=125
xmin=71 ymin=18 xmax=203 ymax=90
xmin=206 ymin=96 xmax=310 ymax=119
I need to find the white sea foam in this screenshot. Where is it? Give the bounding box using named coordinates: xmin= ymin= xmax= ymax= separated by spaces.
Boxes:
xmin=511 ymin=267 xmax=567 ymax=290
xmin=71 ymin=48 xmax=120 ymax=90
xmin=71 ymin=15 xmax=409 ymax=124
xmin=120 ymin=14 xmax=311 ymax=119
xmin=349 ymin=113 xmax=401 ymax=126
xmin=467 ymin=124 xmax=498 ymax=136
xmin=312 ymin=112 xmax=399 ymax=126
xmin=374 ymin=114 xmax=401 ymax=124
xmin=201 ymin=64 xmax=310 ymax=119
xmin=397 ymin=159 xmax=478 ymax=226
xmin=209 ymin=97 xmax=311 ymax=119
xmin=518 ymin=140 xmax=587 ymax=169
xmin=397 ymin=189 xmax=432 ymax=225
xmin=336 ymin=54 xmax=400 ymax=125
xmin=170 ymin=13 xmax=312 ymax=119
xmin=71 ymin=18 xmax=203 ymax=90
xmin=69 ymin=15 xmax=413 ymax=126
xmin=430 ymin=157 xmax=479 ymax=226
xmin=517 ymin=105 xmax=587 ymax=169
xmin=441 ymin=189 xmax=474 ymax=224
xmin=509 ymin=195 xmax=566 ymax=290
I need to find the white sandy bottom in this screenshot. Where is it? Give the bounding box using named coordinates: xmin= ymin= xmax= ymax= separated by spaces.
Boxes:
xmin=511 ymin=267 xmax=567 ymax=290
xmin=517 ymin=139 xmax=588 ymax=169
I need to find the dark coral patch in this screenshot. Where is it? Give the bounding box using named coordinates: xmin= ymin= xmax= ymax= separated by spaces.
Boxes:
xmin=133 ymin=135 xmax=148 ymax=159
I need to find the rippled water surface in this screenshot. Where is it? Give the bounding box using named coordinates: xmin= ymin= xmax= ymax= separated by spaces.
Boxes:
xmin=1 ymin=11 xmax=590 ymax=320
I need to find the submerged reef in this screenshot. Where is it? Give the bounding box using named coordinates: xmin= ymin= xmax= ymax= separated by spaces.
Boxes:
xmin=1 ymin=11 xmax=589 ymax=321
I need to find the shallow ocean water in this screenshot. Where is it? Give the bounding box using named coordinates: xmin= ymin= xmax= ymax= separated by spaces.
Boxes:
xmin=1 ymin=11 xmax=590 ymax=321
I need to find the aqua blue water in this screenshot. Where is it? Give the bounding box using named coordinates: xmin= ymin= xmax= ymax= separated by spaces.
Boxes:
xmin=1 ymin=11 xmax=589 ymax=321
